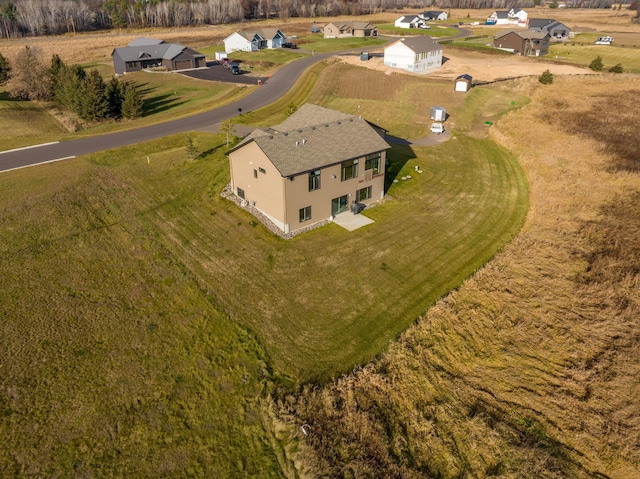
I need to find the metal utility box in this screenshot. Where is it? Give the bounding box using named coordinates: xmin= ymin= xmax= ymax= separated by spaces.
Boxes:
xmin=360 ymin=51 xmax=370 ymax=61
xmin=430 ymin=106 xmax=446 ymax=122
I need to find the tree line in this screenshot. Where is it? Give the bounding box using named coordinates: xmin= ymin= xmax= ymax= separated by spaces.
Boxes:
xmin=2 ymin=0 xmax=626 ymax=39
xmin=0 ymin=48 xmax=144 ymax=121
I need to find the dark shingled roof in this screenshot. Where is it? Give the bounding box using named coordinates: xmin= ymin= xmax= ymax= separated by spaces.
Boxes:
xmin=228 ymin=104 xmax=390 ymax=177
xmin=113 ymin=37 xmax=204 ymax=63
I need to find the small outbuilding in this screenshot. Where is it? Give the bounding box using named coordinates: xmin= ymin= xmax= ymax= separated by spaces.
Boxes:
xmin=454 ymin=74 xmax=472 ymax=92
xmin=430 ymin=106 xmax=446 ymax=122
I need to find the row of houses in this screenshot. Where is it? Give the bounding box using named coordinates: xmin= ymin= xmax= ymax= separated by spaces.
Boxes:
xmin=394 ymin=10 xmax=448 ymax=29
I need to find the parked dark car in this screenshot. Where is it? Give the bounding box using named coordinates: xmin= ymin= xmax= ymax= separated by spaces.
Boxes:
xmin=229 ymin=63 xmax=241 ymax=75
xmin=282 ymin=42 xmax=298 ymax=49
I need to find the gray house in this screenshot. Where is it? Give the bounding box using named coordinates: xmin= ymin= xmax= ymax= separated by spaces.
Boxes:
xmin=528 ymin=18 xmax=571 ymax=38
xmin=112 ymin=37 xmax=206 ymax=75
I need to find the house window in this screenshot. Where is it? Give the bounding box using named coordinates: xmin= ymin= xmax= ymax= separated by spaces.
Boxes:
xmin=126 ymin=61 xmax=137 ymax=68
xmin=253 ymin=169 xmax=258 ymax=178
xmin=237 ymin=187 xmax=245 ymax=199
xmin=341 ymin=159 xmax=358 ymax=181
xmin=365 ymin=153 xmax=381 ymax=175
xmin=308 ymin=170 xmax=321 ymax=191
xmin=299 ymin=206 xmax=311 ymax=223
xmin=356 ymin=186 xmax=372 ymax=202
xmin=259 ymin=167 xmax=266 ymax=174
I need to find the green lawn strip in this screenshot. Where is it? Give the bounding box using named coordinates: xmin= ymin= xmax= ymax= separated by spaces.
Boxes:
xmin=0 ymin=93 xmax=68 ymax=150
xmin=548 ymin=43 xmax=640 ymax=73
xmin=0 ymin=142 xmax=284 ymax=478
xmin=377 ymin=23 xmax=460 ymax=38
xmin=219 ymin=48 xmax=309 ymax=75
xmin=296 ymin=36 xmax=388 ymax=53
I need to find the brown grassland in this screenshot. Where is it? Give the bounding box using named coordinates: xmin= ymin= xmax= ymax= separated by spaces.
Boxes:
xmin=275 ymin=74 xmax=640 ymax=478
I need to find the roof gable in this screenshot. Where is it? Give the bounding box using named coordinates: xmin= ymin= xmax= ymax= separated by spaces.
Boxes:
xmin=387 ymin=36 xmax=442 ymax=54
xmin=228 ymin=104 xmax=390 ymax=177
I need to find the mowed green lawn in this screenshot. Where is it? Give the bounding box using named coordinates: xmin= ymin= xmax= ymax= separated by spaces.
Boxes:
xmin=549 ymin=43 xmax=640 ymax=73
xmin=0 ymin=62 xmax=529 ymax=475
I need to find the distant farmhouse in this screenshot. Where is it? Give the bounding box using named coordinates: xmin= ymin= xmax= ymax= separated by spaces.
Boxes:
xmin=394 ymin=15 xmax=428 ymax=29
xmin=487 ymin=8 xmax=528 ymax=27
xmin=419 ymin=10 xmax=448 ymax=21
xmin=324 ymin=21 xmax=378 ymax=38
xmin=494 ymin=30 xmax=550 ymax=56
xmin=224 ymin=28 xmax=287 ymax=53
xmin=528 ymin=18 xmax=571 ymax=38
xmin=112 ymin=37 xmax=205 ymax=75
xmin=226 ymin=104 xmax=390 ymax=235
xmin=384 ymin=37 xmax=443 ymax=73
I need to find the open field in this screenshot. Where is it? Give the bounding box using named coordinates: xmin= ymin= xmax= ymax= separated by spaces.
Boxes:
xmin=278 ymin=74 xmax=640 ymax=478
xmin=0 ymin=60 xmax=529 ymax=476
xmin=1 ymin=10 xmax=639 ymax=476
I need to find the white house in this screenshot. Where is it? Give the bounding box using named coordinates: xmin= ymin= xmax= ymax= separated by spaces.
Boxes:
xmin=394 ymin=15 xmax=427 ymax=29
xmin=419 ymin=10 xmax=448 ymax=21
xmin=487 ymin=8 xmax=527 ymax=27
xmin=383 ymin=37 xmax=443 ymax=74
xmin=224 ymin=28 xmax=286 ymax=53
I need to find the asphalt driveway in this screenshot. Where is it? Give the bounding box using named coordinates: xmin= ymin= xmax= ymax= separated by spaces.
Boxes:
xmin=181 ymin=62 xmax=269 ymax=86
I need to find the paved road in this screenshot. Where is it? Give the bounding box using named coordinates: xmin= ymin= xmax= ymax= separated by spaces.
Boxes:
xmin=0 ymin=50 xmax=336 ymax=173
xmin=0 ymin=32 xmax=468 ymax=173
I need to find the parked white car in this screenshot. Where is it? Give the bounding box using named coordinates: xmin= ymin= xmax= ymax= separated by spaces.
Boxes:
xmin=430 ymin=122 xmax=445 ymax=134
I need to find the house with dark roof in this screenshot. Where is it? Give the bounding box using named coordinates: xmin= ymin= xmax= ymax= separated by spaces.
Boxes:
xmin=419 ymin=10 xmax=448 ymax=21
xmin=528 ymin=18 xmax=571 ymax=38
xmin=226 ymin=104 xmax=391 ymax=234
xmin=223 ymin=28 xmax=287 ymax=53
xmin=112 ymin=37 xmax=205 ymax=75
xmin=383 ymin=36 xmax=443 ymax=73
xmin=323 ymin=21 xmax=377 ymax=38
xmin=494 ymin=30 xmax=550 ymax=56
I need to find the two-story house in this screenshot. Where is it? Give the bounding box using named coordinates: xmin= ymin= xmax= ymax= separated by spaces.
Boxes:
xmin=226 ymin=104 xmax=391 ymax=234
xmin=383 ymin=36 xmax=443 ymax=73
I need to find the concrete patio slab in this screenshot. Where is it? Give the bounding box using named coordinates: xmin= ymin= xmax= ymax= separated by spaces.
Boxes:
xmin=332 ymin=212 xmax=374 ymax=231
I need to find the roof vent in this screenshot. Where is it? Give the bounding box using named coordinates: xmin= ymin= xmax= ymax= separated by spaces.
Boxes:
xmin=296 ymin=141 xmax=299 ymax=147
xmin=302 ymin=139 xmax=307 ymax=145
xmin=336 ymin=121 xmax=341 ymax=124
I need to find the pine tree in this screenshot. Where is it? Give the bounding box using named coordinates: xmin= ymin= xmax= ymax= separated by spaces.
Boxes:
xmin=538 ymin=69 xmax=553 ymax=84
xmin=53 ymin=64 xmax=85 ymax=113
xmin=608 ymin=63 xmax=623 ymax=73
xmin=78 ymin=69 xmax=108 ymax=121
xmin=0 ymin=53 xmax=11 ymax=85
xmin=589 ymin=56 xmax=604 ymax=71
xmin=105 ymin=77 xmax=125 ymax=118
xmin=121 ymin=82 xmax=144 ymax=120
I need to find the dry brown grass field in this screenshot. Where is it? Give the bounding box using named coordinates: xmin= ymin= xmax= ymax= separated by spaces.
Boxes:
xmin=276 ymin=74 xmax=640 ymax=478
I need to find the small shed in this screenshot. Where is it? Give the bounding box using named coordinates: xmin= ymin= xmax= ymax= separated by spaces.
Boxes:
xmin=455 ymin=74 xmax=472 ymax=92
xmin=430 ymin=106 xmax=446 ymax=122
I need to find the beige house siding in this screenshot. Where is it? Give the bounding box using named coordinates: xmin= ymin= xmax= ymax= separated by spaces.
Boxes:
xmin=227 ymin=104 xmax=390 ymax=235
xmin=283 ymin=154 xmax=386 ymax=232
xmin=229 ymin=142 xmax=287 ymax=230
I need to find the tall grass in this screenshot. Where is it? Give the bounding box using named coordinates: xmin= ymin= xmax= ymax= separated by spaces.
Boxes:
xmin=277 ymin=75 xmax=640 ymax=478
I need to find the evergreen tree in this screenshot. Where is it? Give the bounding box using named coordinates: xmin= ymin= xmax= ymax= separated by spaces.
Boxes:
xmin=538 ymin=69 xmax=553 ymax=84
xmin=608 ymin=63 xmax=623 ymax=73
xmin=105 ymin=76 xmax=124 ymax=118
xmin=53 ymin=64 xmax=85 ymax=113
xmin=121 ymin=82 xmax=143 ymax=119
xmin=589 ymin=56 xmax=604 ymax=71
xmin=0 ymin=53 xmax=11 ymax=85
xmin=78 ymin=69 xmax=108 ymax=121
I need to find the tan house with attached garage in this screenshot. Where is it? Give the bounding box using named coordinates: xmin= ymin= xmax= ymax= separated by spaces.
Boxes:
xmin=226 ymin=104 xmax=391 ymax=234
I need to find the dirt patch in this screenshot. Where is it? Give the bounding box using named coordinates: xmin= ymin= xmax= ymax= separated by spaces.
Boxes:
xmin=336 ymin=48 xmax=596 ymax=83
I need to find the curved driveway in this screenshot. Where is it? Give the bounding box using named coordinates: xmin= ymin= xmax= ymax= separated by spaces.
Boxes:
xmin=0 ymin=50 xmax=336 ymax=173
